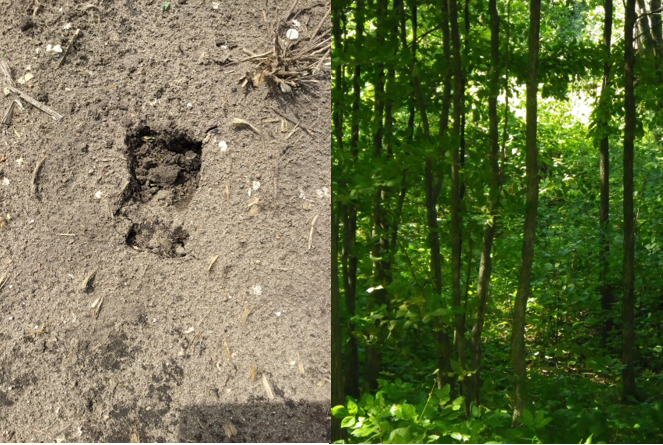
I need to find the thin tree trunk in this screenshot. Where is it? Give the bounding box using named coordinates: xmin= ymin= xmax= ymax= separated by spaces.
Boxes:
xmin=435 ymin=0 xmax=454 ymax=391
xmin=450 ymin=0 xmax=467 ymax=398
xmin=652 ymin=0 xmax=663 ymax=48
xmin=622 ymin=0 xmax=639 ymax=402
xmin=469 ymin=0 xmax=501 ymax=407
xmin=599 ymin=0 xmax=614 ymax=346
xmin=364 ymin=0 xmax=390 ymax=392
xmin=512 ymin=0 xmax=541 ymax=424
xmin=342 ymin=0 xmax=364 ymax=401
xmin=331 ymin=4 xmax=345 ymax=441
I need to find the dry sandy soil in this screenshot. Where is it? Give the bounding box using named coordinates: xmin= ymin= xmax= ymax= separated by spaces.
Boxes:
xmin=0 ymin=0 xmax=331 ymax=442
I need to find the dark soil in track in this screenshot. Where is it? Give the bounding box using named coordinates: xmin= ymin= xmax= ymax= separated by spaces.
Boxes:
xmin=0 ymin=0 xmax=331 ymax=442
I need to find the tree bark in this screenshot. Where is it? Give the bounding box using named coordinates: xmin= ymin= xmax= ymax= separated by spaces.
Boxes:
xmin=622 ymin=0 xmax=639 ymax=402
xmin=599 ymin=0 xmax=614 ymax=346
xmin=469 ymin=0 xmax=501 ymax=407
xmin=512 ymin=0 xmax=541 ymax=424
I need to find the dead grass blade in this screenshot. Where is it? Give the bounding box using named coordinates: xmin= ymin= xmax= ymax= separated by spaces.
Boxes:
xmin=241 ymin=306 xmax=252 ymax=326
xmin=232 ymin=118 xmax=261 ymax=135
xmin=207 ymin=255 xmax=219 ymax=274
xmin=262 ymin=373 xmax=275 ymax=400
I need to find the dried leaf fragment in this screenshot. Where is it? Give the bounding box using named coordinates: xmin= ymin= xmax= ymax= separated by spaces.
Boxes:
xmin=80 ymin=267 xmax=98 ymax=291
xmin=262 ymin=373 xmax=275 ymax=400
xmin=222 ymin=421 xmax=237 ymax=438
xmin=241 ymin=306 xmax=252 ymax=326
xmin=93 ymin=296 xmax=104 ymax=319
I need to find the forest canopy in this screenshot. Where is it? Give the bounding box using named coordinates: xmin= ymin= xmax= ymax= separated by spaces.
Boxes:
xmin=331 ymin=0 xmax=663 ymax=442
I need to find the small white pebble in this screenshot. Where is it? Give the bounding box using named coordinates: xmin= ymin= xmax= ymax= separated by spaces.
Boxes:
xmin=34 ymin=325 xmax=39 ymax=329
xmin=29 ymin=219 xmax=34 ymax=224
xmin=219 ymin=141 xmax=227 ymax=151
xmin=94 ymin=190 xmax=103 ymax=199
xmin=8 ymin=316 xmax=13 ymax=321
xmin=152 ymin=318 xmax=157 ymax=323
xmin=292 ymin=19 xmax=301 ymax=27
xmin=252 ymin=181 xmax=261 ymax=191
xmin=275 ymin=312 xmax=282 ymax=317
xmin=187 ymin=103 xmax=193 ymax=108
xmin=228 ymin=295 xmax=232 ymax=299
xmin=286 ymin=29 xmax=299 ymax=40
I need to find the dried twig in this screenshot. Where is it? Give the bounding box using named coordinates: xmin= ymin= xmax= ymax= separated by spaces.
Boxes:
xmin=0 ymin=60 xmax=14 ymax=87
xmin=284 ymin=0 xmax=299 ymax=20
xmin=58 ymin=29 xmax=80 ymax=68
xmin=32 ymin=157 xmax=46 ymax=199
xmin=7 ymin=86 xmax=63 ymax=121
xmin=308 ymin=6 xmax=331 ymax=42
xmin=1 ymin=101 xmax=14 ymax=127
xmin=269 ymin=106 xmax=315 ymax=136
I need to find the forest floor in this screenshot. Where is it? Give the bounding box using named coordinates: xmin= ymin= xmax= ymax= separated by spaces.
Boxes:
xmin=0 ymin=0 xmax=331 ymax=442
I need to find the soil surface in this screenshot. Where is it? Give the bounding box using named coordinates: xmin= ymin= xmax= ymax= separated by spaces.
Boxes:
xmin=0 ymin=0 xmax=331 ymax=442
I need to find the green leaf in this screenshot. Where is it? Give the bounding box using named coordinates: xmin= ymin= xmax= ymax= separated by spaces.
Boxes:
xmin=503 ymin=428 xmax=523 ymax=439
xmin=388 ymin=427 xmax=412 ymax=444
xmin=521 ymin=409 xmax=534 ymax=427
xmin=347 ymin=399 xmax=359 ymax=415
xmin=332 ymin=405 xmax=349 ymax=418
xmin=341 ymin=416 xmax=356 ymax=428
xmin=161 ymin=1 xmax=170 ymax=11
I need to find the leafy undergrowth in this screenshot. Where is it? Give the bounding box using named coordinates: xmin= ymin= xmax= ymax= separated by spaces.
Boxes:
xmin=333 ymin=367 xmax=663 ymax=444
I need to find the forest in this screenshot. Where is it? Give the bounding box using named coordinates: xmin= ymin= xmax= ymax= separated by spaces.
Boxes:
xmin=331 ymin=0 xmax=663 ymax=442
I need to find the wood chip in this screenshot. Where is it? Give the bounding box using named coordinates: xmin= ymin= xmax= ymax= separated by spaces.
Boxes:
xmin=0 ymin=272 xmax=9 ymax=291
xmin=222 ymin=422 xmax=237 ymax=439
xmin=241 ymin=306 xmax=252 ymax=326
xmin=207 ymin=255 xmax=219 ymax=274
xmin=129 ymin=431 xmax=140 ymax=443
xmin=262 ymin=373 xmax=275 ymax=400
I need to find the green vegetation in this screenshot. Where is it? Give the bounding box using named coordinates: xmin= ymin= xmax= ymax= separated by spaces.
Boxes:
xmin=331 ymin=0 xmax=663 ymax=442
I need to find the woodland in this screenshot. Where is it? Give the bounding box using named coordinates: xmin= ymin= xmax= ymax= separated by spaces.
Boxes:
xmin=331 ymin=0 xmax=663 ymax=442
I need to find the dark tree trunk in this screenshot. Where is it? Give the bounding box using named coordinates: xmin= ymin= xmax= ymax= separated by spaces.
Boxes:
xmin=468 ymin=0 xmax=501 ymax=408
xmin=622 ymin=0 xmax=639 ymax=402
xmin=450 ymin=0 xmax=467 ymax=398
xmin=512 ymin=0 xmax=541 ymax=424
xmin=599 ymin=0 xmax=614 ymax=346
xmin=331 ymin=4 xmax=345 ymax=441
xmin=342 ymin=0 xmax=364 ymax=401
xmin=364 ymin=0 xmax=390 ymax=392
